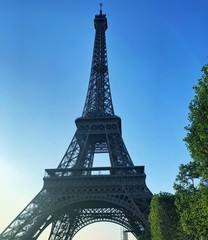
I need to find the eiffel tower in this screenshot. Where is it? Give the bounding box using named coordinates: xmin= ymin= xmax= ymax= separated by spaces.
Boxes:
xmin=0 ymin=6 xmax=152 ymax=240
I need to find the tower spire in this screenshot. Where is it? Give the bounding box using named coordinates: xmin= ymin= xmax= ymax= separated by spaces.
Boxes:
xmin=100 ymin=3 xmax=103 ymax=15
xmin=82 ymin=7 xmax=113 ymax=117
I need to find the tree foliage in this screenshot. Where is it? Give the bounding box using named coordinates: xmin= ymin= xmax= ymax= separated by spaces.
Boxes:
xmin=139 ymin=227 xmax=151 ymax=240
xmin=184 ymin=64 xmax=208 ymax=181
xmin=174 ymin=64 xmax=208 ymax=239
xmin=174 ymin=161 xmax=208 ymax=239
xmin=148 ymin=192 xmax=182 ymax=240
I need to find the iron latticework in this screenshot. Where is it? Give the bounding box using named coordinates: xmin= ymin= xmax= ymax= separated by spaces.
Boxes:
xmin=82 ymin=8 xmax=114 ymax=118
xmin=0 ymin=8 xmax=152 ymax=240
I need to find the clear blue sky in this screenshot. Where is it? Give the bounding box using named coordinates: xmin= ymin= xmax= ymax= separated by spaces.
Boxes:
xmin=0 ymin=1 xmax=208 ymax=239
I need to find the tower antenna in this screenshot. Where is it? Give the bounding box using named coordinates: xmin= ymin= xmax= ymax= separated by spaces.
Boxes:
xmin=100 ymin=3 xmax=103 ymax=14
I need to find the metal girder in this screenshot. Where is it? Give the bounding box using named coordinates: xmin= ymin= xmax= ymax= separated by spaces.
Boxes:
xmin=82 ymin=11 xmax=114 ymax=117
xmin=0 ymin=189 xmax=51 ymax=240
xmin=48 ymin=207 xmax=141 ymax=240
xmin=57 ymin=116 xmax=134 ymax=173
xmin=0 ymin=171 xmax=152 ymax=239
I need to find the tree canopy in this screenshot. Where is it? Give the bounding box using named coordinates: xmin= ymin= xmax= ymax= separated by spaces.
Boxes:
xmin=174 ymin=64 xmax=208 ymax=239
xmin=148 ymin=192 xmax=182 ymax=240
xmin=184 ymin=64 xmax=208 ymax=181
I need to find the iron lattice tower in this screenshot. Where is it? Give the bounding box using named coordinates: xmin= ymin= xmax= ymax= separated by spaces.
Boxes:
xmin=0 ymin=8 xmax=152 ymax=240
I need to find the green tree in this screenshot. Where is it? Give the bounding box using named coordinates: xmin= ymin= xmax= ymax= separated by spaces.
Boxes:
xmin=139 ymin=227 xmax=151 ymax=240
xmin=174 ymin=162 xmax=208 ymax=239
xmin=148 ymin=192 xmax=182 ymax=240
xmin=174 ymin=64 xmax=208 ymax=239
xmin=174 ymin=162 xmax=205 ymax=239
xmin=184 ymin=64 xmax=208 ymax=181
